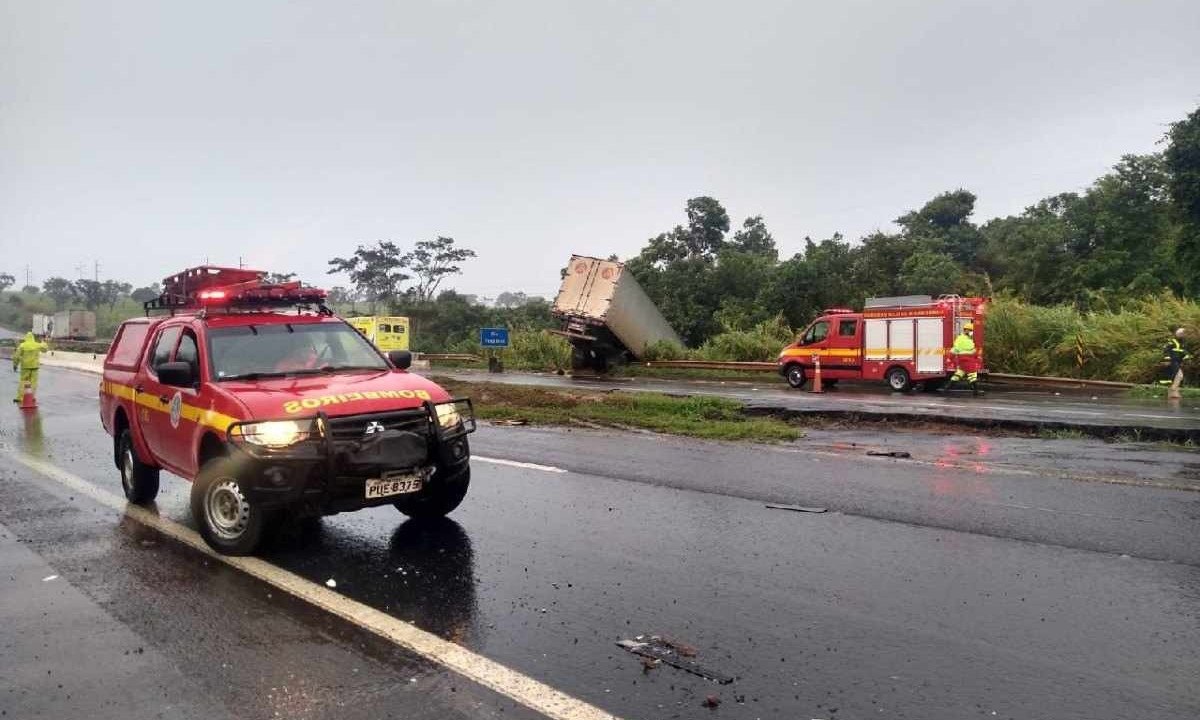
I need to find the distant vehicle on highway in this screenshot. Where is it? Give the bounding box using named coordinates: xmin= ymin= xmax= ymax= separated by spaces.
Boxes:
xmin=348 ymin=315 xmax=410 ymax=352
xmin=98 ymin=266 xmax=475 ymax=555
xmin=551 ymin=254 xmax=682 ymax=373
xmin=33 ymin=310 xmax=96 ymax=340
xmin=778 ymin=295 xmax=988 ymax=392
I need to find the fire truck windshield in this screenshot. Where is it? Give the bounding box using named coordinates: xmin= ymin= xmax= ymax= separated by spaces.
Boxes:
xmin=209 ymin=323 xmax=389 ymax=380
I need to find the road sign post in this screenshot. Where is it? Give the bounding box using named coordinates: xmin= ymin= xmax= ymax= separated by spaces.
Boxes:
xmin=480 ymin=328 xmax=509 ymax=373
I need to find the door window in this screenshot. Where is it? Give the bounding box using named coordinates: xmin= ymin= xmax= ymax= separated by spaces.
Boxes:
xmin=176 ymin=330 xmax=199 ymax=378
xmin=802 ymin=321 xmax=830 ymax=345
xmin=838 ymin=319 xmax=858 ymax=337
xmin=149 ymin=327 xmax=181 ymax=374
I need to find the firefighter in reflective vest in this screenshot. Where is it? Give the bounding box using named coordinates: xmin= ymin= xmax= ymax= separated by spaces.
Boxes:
xmin=12 ymin=332 xmax=49 ymax=402
xmin=1159 ymin=327 xmax=1191 ymax=398
xmin=950 ymin=323 xmax=979 ymax=393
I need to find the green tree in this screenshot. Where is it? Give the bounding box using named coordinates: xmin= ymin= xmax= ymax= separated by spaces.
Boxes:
xmin=406 ymin=237 xmax=477 ymax=302
xmin=328 ymin=241 xmax=411 ymax=312
xmin=1165 ymin=106 xmax=1200 ymax=290
xmin=728 ymin=216 xmax=777 ymax=259
xmin=0 ymin=273 xmax=14 ymax=293
xmin=265 ymin=272 xmax=298 ymax=284
xmin=42 ymin=277 xmax=75 ymax=309
xmin=73 ymin=279 xmax=105 ymax=310
xmin=897 ymin=251 xmax=964 ymax=296
xmin=131 ymin=284 xmax=162 ymax=303
xmin=101 ymin=280 xmax=132 ymax=309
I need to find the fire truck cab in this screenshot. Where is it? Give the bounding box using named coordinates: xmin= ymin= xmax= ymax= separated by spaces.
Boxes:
xmin=99 ymin=267 xmax=475 ymax=555
xmin=777 ymin=295 xmax=987 ymax=392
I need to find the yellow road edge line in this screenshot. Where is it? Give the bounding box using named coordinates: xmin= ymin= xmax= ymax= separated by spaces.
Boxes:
xmin=1 ymin=447 xmax=621 ymax=720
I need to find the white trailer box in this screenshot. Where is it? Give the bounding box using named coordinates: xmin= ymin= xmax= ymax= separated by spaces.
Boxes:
xmin=52 ymin=310 xmax=97 ymax=340
xmin=31 ymin=314 xmax=53 ymax=336
xmin=552 ymin=255 xmax=682 ymax=369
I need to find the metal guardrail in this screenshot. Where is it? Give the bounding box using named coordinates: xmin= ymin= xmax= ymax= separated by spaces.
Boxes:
xmin=642 ymin=359 xmax=1135 ymax=390
xmin=420 ymin=353 xmax=483 ymax=363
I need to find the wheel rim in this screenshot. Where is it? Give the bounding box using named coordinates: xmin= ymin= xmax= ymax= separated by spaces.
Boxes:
xmin=889 ymin=372 xmax=906 ymax=390
xmin=205 ymin=479 xmax=250 ymax=540
xmin=788 ymin=368 xmax=804 ymax=385
xmin=121 ymin=446 xmax=134 ymax=494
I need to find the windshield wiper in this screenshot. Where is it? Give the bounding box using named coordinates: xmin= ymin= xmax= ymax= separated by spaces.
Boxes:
xmin=285 ymin=364 xmax=386 ymax=376
xmin=218 ymin=371 xmax=293 ymax=381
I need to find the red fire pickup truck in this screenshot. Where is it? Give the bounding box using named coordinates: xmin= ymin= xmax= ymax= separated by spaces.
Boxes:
xmin=99 ymin=267 xmax=475 ymax=555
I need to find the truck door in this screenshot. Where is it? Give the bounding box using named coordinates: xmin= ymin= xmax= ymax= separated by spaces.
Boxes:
xmin=826 ymin=317 xmax=863 ymax=379
xmin=796 ymin=318 xmax=832 ymax=369
xmin=137 ymin=325 xmax=182 ymax=473
xmin=154 ymin=328 xmax=203 ymax=475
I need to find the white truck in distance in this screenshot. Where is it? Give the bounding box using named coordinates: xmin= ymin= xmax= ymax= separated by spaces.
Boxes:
xmin=551 ymin=255 xmax=683 ymax=373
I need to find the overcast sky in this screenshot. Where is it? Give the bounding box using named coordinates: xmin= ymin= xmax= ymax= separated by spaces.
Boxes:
xmin=2 ymin=0 xmax=1198 ymax=299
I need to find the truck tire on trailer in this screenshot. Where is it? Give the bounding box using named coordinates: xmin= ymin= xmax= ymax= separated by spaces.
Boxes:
xmin=784 ymin=363 xmax=807 ymax=389
xmin=886 ymin=367 xmax=913 ymax=393
xmin=393 ymin=465 xmax=470 ymax=520
xmin=117 ymin=429 xmax=160 ymax=504
xmin=190 ymin=457 xmax=275 ymax=556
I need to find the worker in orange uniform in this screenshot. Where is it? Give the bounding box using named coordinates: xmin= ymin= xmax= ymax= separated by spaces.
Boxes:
xmin=949 ymin=323 xmax=980 ymax=395
xmin=12 ymin=332 xmax=49 ymax=403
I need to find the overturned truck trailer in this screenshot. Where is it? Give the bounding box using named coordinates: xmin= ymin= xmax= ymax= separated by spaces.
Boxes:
xmin=551 ymin=255 xmax=683 ymax=373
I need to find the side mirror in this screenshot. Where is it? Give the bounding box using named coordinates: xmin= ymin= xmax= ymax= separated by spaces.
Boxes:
xmin=388 ymin=350 xmax=413 ymax=370
xmin=158 ymin=361 xmax=195 ymax=388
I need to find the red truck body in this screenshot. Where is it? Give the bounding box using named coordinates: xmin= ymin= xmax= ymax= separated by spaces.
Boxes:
xmin=99 ymin=267 xmax=475 ymax=554
xmin=776 ymin=295 xmax=988 ymax=392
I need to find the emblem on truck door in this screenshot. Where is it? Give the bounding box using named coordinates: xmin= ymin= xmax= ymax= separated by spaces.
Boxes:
xmin=364 ymin=421 xmax=386 ymax=436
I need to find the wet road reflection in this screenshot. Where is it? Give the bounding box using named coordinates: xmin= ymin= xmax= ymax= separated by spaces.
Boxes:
xmin=17 ymin=409 xmax=44 ymax=456
xmin=267 ymin=518 xmax=481 ymax=644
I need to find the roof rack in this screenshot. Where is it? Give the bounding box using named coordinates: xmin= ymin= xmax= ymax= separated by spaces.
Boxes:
xmin=144 ymin=265 xmax=332 ymax=317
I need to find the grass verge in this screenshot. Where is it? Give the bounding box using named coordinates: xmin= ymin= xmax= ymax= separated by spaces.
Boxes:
xmin=433 ymin=377 xmax=803 ymax=442
xmin=1127 ymin=384 xmax=1200 ymax=399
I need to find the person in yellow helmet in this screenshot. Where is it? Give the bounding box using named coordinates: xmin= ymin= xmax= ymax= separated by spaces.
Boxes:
xmin=12 ymin=332 xmax=49 ymax=403
xmin=949 ymin=322 xmax=980 ymax=394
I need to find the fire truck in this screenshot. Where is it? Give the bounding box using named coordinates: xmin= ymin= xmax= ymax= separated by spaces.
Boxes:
xmin=99 ymin=266 xmax=475 ymax=555
xmin=776 ymin=295 xmax=988 ymax=392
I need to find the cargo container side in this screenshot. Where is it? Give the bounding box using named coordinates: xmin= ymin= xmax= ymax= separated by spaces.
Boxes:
xmin=607 ymin=264 xmax=683 ymax=356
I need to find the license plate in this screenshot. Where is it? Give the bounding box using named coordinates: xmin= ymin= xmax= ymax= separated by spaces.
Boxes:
xmin=365 ymin=474 xmax=423 ymax=499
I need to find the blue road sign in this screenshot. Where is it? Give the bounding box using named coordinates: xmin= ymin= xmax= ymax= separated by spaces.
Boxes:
xmin=480 ymin=327 xmax=510 ymax=348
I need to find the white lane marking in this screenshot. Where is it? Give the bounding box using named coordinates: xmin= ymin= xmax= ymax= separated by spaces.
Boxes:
xmin=474 ymin=456 xmax=567 ymax=473
xmin=1 ymin=447 xmax=617 ymax=720
xmin=42 ymin=574 xmax=59 ymax=582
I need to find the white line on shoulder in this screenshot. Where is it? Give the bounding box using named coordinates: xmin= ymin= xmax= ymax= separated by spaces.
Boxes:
xmin=474 ymin=456 xmax=567 ymax=473
xmin=1 ymin=447 xmax=613 ymax=720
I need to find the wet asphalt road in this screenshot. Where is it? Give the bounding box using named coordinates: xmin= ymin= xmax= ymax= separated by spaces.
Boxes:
xmin=3 ymin=367 xmax=1200 ymax=720
xmin=439 ymin=369 xmax=1200 ymax=434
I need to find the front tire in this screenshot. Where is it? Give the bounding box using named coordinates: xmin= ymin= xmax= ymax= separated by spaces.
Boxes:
xmin=118 ymin=430 xmax=159 ymax=504
xmin=784 ymin=364 xmax=807 ymax=389
xmin=191 ymin=457 xmax=272 ymax=556
xmin=394 ymin=465 xmax=470 ymax=520
xmin=886 ymin=367 xmax=913 ymax=393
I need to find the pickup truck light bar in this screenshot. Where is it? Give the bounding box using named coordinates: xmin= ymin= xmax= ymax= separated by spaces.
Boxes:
xmin=144 ymin=265 xmax=330 ymax=316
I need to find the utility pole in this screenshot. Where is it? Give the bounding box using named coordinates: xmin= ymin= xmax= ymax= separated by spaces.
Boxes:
xmin=74 ymin=263 xmax=85 ymax=279
xmin=24 ymin=265 xmax=31 ymax=289
xmin=94 ymin=260 xmax=100 ymax=283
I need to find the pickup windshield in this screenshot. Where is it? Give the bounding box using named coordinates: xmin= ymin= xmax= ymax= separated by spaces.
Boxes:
xmin=209 ymin=322 xmax=389 ymax=381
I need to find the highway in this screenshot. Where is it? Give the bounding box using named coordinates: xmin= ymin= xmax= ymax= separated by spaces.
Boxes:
xmin=3 ymin=367 xmax=1200 ymax=719
xmin=440 ymin=368 xmax=1200 ymax=438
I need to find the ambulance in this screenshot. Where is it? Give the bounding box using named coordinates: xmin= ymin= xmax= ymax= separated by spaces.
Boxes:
xmin=349 ymin=316 xmax=411 ymax=352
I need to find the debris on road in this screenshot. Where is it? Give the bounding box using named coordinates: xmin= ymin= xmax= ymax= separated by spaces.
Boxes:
xmin=765 ymin=503 xmax=828 ymax=514
xmin=492 ymin=419 xmax=529 ymax=426
xmin=41 ymin=574 xmax=59 ymax=582
xmin=867 ymin=450 xmax=911 ymax=458
xmin=617 ymin=637 xmax=734 ymax=684
xmin=702 ymin=695 xmax=721 ymax=709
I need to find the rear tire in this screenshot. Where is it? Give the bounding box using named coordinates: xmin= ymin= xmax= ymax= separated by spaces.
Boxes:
xmin=394 ymin=465 xmax=470 ymax=520
xmin=191 ymin=457 xmax=273 ymax=556
xmin=886 ymin=367 xmax=913 ymax=393
xmin=118 ymin=430 xmax=159 ymax=504
xmin=784 ymin=364 xmax=807 ymax=389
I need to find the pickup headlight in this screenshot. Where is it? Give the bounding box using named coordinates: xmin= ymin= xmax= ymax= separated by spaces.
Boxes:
xmin=434 ymin=399 xmax=476 ymax=435
xmin=230 ymin=419 xmax=315 ymax=448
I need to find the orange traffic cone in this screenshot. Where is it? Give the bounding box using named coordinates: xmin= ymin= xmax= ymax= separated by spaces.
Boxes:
xmin=18 ymin=380 xmax=37 ymax=410
xmin=810 ymin=354 xmax=824 ymax=393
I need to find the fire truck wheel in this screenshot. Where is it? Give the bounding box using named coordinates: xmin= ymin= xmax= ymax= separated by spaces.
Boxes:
xmin=191 ymin=458 xmax=273 ymax=556
xmin=394 ymin=465 xmax=470 ymax=520
xmin=118 ymin=430 xmax=160 ymax=504
xmin=886 ymin=367 xmax=913 ymax=393
xmin=784 ymin=364 xmax=807 ymax=389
